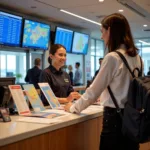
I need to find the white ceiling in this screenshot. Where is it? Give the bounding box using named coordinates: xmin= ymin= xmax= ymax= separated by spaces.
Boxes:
xmin=0 ymin=0 xmax=150 ymax=40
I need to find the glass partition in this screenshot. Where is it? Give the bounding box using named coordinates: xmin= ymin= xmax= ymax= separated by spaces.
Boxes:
xmin=90 ymin=39 xmax=104 ymax=77
xmin=135 ymin=38 xmax=150 ymax=75
xmin=0 ymin=50 xmax=26 ymax=83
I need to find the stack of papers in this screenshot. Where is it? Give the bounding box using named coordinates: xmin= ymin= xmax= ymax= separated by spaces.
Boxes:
xmin=17 ymin=117 xmax=62 ymax=124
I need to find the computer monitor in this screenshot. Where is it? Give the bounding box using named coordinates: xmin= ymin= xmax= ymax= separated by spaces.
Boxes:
xmin=54 ymin=27 xmax=73 ymax=53
xmin=0 ymin=77 xmax=15 ymax=86
xmin=0 ymin=11 xmax=23 ymax=47
xmin=71 ymin=32 xmax=89 ymax=55
xmin=22 ymin=19 xmax=50 ymax=50
xmin=6 ymin=72 xmax=14 ymax=77
xmin=0 ymin=77 xmax=15 ymax=108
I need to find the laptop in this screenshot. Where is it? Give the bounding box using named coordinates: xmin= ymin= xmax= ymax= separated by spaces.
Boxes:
xmin=38 ymin=83 xmax=63 ymax=110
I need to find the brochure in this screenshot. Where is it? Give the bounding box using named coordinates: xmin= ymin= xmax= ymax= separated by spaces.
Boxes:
xmin=38 ymin=83 xmax=61 ymax=109
xmin=23 ymin=112 xmax=64 ymax=119
xmin=17 ymin=117 xmax=62 ymax=124
xmin=22 ymin=84 xmax=45 ymax=112
xmin=9 ymin=85 xmax=63 ymax=119
xmin=9 ymin=85 xmax=31 ymax=115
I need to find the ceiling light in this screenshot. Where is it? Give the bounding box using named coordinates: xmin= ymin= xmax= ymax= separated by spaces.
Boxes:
xmin=139 ymin=40 xmax=150 ymax=45
xmin=143 ymin=24 xmax=148 ymax=27
xmin=99 ymin=0 xmax=104 ymax=2
xmin=60 ymin=9 xmax=101 ymax=26
xmin=118 ymin=9 xmax=124 ymax=12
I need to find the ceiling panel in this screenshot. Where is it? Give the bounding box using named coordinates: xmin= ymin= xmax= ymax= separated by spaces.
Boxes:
xmin=37 ymin=0 xmax=102 ymax=8
xmin=133 ymin=0 xmax=150 ymax=13
xmin=0 ymin=0 xmax=150 ymax=38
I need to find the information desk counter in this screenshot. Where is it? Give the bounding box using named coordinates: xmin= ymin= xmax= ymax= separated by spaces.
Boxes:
xmin=0 ymin=105 xmax=149 ymax=150
xmin=0 ymin=106 xmax=103 ymax=150
xmin=73 ymin=86 xmax=86 ymax=94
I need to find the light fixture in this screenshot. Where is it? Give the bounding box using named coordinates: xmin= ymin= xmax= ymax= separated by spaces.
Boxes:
xmin=118 ymin=9 xmax=124 ymax=12
xmin=60 ymin=9 xmax=101 ymax=26
xmin=99 ymin=0 xmax=104 ymax=2
xmin=139 ymin=40 xmax=150 ymax=45
xmin=143 ymin=24 xmax=148 ymax=27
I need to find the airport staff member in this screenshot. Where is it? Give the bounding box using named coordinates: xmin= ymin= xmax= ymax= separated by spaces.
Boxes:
xmin=74 ymin=62 xmax=82 ymax=86
xmin=93 ymin=58 xmax=103 ymax=80
xmin=40 ymin=44 xmax=80 ymax=105
xmin=25 ymin=58 xmax=42 ymax=89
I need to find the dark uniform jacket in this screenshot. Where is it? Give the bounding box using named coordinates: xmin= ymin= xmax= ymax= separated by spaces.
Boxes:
xmin=25 ymin=66 xmax=42 ymax=89
xmin=39 ymin=65 xmax=74 ymax=105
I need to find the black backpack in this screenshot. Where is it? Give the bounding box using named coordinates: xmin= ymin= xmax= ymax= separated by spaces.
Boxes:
xmin=108 ymin=51 xmax=150 ymax=143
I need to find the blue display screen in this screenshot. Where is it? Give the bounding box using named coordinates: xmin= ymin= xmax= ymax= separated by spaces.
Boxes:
xmin=54 ymin=27 xmax=73 ymax=53
xmin=72 ymin=32 xmax=89 ymax=55
xmin=22 ymin=20 xmax=50 ymax=50
xmin=0 ymin=11 xmax=22 ymax=46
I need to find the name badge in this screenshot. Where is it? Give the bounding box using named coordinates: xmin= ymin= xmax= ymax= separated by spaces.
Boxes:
xmin=64 ymin=78 xmax=69 ymax=82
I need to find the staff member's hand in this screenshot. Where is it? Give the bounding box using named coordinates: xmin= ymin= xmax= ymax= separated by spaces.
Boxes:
xmin=64 ymin=102 xmax=73 ymax=112
xmin=67 ymin=92 xmax=81 ymax=102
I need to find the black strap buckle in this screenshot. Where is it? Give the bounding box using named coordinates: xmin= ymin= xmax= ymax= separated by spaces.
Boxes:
xmin=117 ymin=109 xmax=121 ymax=113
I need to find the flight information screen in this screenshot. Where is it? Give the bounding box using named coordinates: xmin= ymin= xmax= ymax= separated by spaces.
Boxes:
xmin=0 ymin=11 xmax=22 ymax=46
xmin=55 ymin=27 xmax=73 ymax=53
xmin=22 ymin=19 xmax=50 ymax=50
xmin=72 ymin=32 xmax=89 ymax=55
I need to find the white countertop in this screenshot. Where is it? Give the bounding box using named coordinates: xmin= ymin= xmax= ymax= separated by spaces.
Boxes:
xmin=0 ymin=105 xmax=103 ymax=147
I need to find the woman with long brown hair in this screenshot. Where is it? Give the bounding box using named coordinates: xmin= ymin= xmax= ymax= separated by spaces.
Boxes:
xmin=65 ymin=13 xmax=143 ymax=150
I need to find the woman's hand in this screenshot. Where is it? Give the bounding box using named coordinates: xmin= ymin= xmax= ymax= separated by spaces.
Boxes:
xmin=93 ymin=98 xmax=100 ymax=105
xmin=67 ymin=92 xmax=81 ymax=102
xmin=64 ymin=102 xmax=73 ymax=112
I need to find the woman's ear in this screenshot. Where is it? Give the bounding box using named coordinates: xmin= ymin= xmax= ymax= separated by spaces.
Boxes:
xmin=49 ymin=54 xmax=53 ymax=59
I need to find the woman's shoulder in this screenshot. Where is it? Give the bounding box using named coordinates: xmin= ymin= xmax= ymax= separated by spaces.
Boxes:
xmin=62 ymin=70 xmax=70 ymax=75
xmin=41 ymin=66 xmax=51 ymax=74
xmin=105 ymin=48 xmax=133 ymax=59
xmin=104 ymin=52 xmax=120 ymax=61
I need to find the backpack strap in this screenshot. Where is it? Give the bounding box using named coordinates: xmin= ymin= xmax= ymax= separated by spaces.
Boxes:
xmin=115 ymin=51 xmax=135 ymax=78
xmin=107 ymin=51 xmax=140 ymax=117
xmin=116 ymin=51 xmax=143 ymax=77
xmin=107 ymin=86 xmax=123 ymax=118
xmin=139 ymin=56 xmax=143 ymax=76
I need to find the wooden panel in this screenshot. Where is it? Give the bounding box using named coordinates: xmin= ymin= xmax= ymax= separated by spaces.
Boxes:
xmin=0 ymin=116 xmax=103 ymax=150
xmin=83 ymin=117 xmax=101 ymax=150
xmin=0 ymin=133 xmax=50 ymax=150
xmin=3 ymin=116 xmax=150 ymax=150
xmin=140 ymin=142 xmax=150 ymax=150
xmin=49 ymin=127 xmax=67 ymax=150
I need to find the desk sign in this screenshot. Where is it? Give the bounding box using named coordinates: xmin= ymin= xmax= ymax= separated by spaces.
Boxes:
xmin=9 ymin=85 xmax=30 ymax=116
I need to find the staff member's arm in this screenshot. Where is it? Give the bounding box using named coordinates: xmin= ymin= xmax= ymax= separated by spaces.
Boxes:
xmin=58 ymin=92 xmax=81 ymax=103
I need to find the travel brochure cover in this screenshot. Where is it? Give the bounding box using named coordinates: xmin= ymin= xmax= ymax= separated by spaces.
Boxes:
xmin=9 ymin=85 xmax=63 ymax=119
xmin=38 ymin=83 xmax=61 ymax=109
xmin=22 ymin=84 xmax=45 ymax=112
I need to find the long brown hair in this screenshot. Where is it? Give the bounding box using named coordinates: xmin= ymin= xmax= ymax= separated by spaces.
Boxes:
xmin=101 ymin=13 xmax=138 ymax=57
